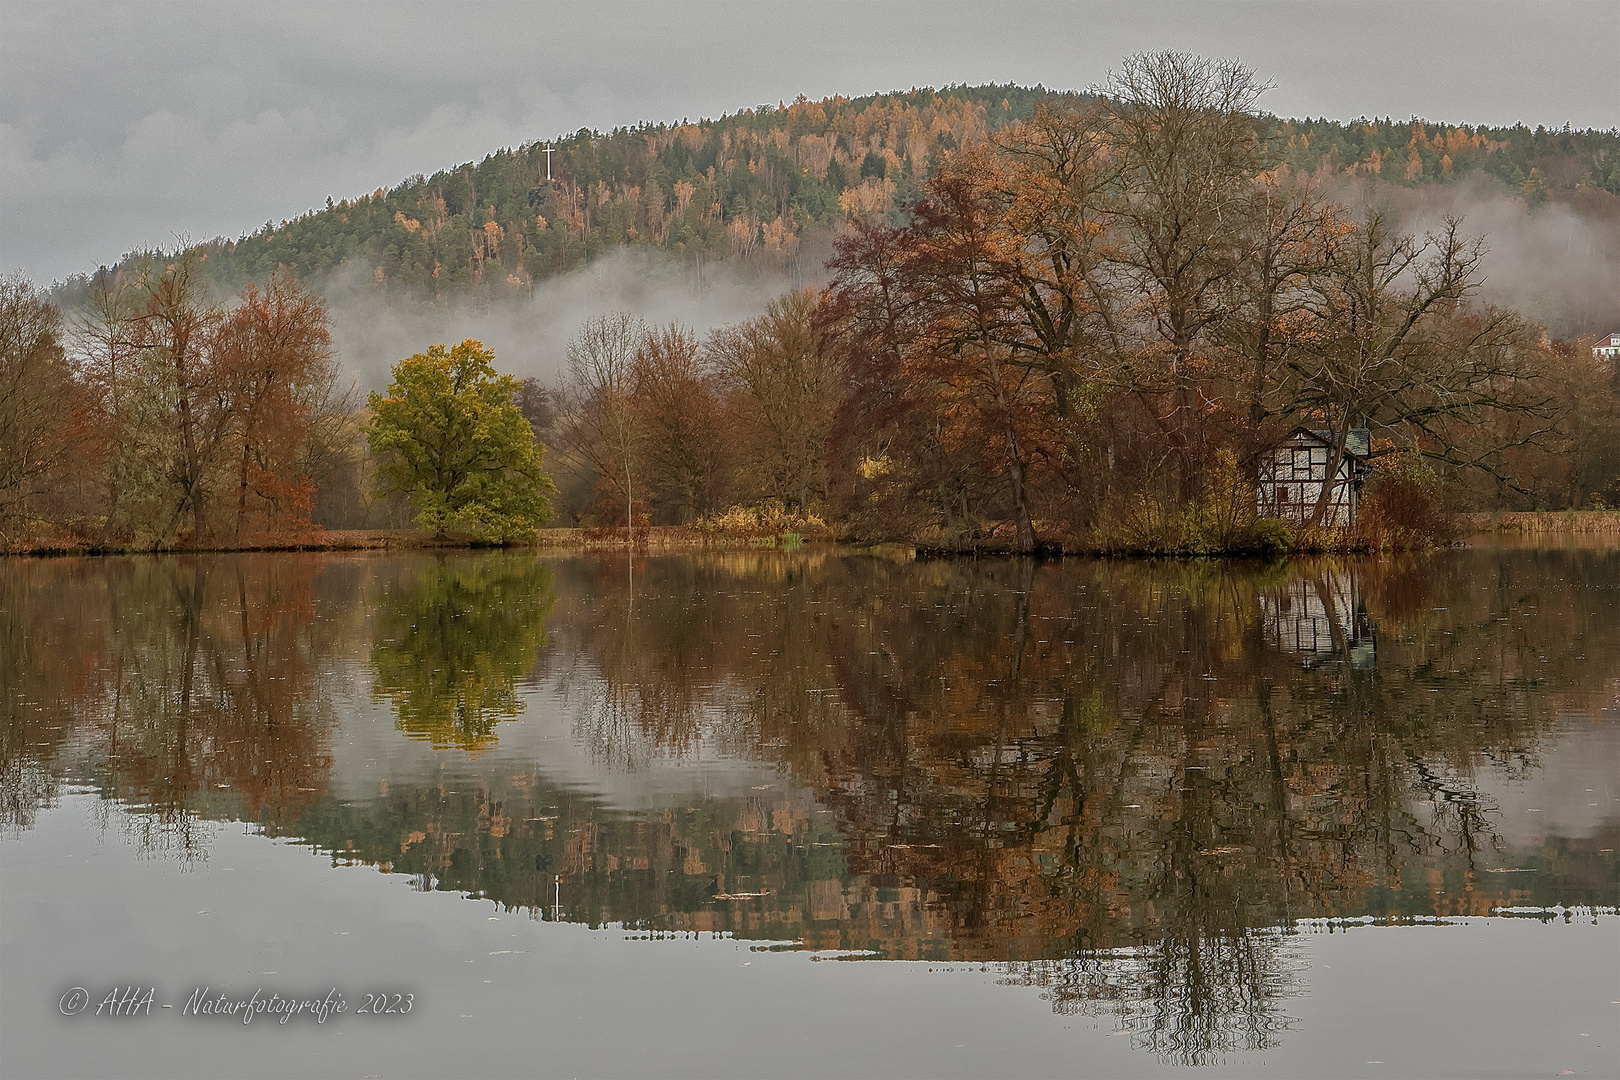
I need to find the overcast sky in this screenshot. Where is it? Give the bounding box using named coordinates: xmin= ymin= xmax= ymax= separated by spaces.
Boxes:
xmin=3 ymin=0 xmax=1616 ymax=285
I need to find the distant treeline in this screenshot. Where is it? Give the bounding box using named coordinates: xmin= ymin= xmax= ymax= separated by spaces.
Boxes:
xmin=51 ymin=79 xmax=1620 ymax=309
xmin=8 ymin=54 xmax=1618 ymax=553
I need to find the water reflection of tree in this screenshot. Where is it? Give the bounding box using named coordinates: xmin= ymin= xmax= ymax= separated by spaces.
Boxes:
xmin=1007 ymin=931 xmax=1304 ymax=1066
xmin=368 ymin=555 xmax=554 ymax=749
xmin=260 ymin=548 xmax=1616 ymax=1065
xmin=554 ymin=552 xmax=852 ymax=771
xmin=523 ymin=549 xmax=1617 ymax=1061
xmin=2 ymin=555 xmax=345 ymax=850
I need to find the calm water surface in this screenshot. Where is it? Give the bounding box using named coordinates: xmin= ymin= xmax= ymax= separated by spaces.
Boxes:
xmin=2 ymin=547 xmax=1616 ymax=1078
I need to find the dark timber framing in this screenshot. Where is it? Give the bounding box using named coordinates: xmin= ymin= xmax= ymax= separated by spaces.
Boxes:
xmin=1256 ymin=427 xmax=1369 ymax=528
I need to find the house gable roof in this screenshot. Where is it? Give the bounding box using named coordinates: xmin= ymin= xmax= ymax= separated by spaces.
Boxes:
xmin=1298 ymin=427 xmax=1371 ymax=459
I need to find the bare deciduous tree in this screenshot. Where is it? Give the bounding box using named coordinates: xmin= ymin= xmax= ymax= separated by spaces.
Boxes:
xmin=557 ymin=312 xmax=646 ymax=530
xmin=1104 ymin=52 xmax=1273 ymax=499
xmin=708 ymin=290 xmax=843 ymax=514
xmin=632 ymin=324 xmax=729 ymax=522
xmin=1289 ymin=212 xmax=1550 ymax=525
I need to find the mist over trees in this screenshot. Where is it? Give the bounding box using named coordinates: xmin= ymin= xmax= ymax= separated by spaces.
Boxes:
xmin=539 ymin=55 xmax=1618 ymax=545
xmin=5 ymin=53 xmax=1617 ymax=551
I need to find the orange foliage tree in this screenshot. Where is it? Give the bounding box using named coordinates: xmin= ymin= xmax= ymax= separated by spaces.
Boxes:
xmin=213 ymin=270 xmax=339 ymax=537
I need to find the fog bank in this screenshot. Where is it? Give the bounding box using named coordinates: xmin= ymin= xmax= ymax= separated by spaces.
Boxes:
xmin=321 ymin=176 xmax=1618 ymax=392
xmin=322 ymin=246 xmax=826 ymax=392
xmin=1343 ymin=176 xmax=1620 ymax=341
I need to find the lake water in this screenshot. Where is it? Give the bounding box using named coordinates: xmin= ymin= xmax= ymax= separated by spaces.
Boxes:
xmin=2 ymin=547 xmax=1616 ymax=1078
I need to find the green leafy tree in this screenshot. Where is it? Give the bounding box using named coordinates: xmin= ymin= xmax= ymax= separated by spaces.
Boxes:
xmin=365 ymin=339 xmax=555 ymax=539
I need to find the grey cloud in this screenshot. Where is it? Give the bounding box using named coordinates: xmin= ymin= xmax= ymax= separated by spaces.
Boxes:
xmin=3 ymin=1 xmax=1616 ymax=284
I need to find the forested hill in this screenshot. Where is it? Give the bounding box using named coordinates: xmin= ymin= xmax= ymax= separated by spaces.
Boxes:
xmin=65 ymin=84 xmax=1620 ymax=305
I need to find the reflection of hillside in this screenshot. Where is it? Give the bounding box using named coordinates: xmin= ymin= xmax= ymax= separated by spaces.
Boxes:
xmin=6 ymin=548 xmax=1618 ymax=1064
xmin=274 ymin=549 xmax=1615 ymax=1062
xmin=511 ymin=549 xmax=1620 ymax=1059
xmin=529 ymin=552 xmax=1618 ymax=931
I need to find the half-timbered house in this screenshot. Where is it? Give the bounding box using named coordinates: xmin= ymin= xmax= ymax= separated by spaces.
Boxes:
xmin=1255 ymin=427 xmax=1369 ymax=527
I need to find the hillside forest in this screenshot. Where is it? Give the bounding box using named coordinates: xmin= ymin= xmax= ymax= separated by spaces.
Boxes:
xmin=4 ymin=53 xmax=1618 ymax=553
xmin=51 ymin=76 xmax=1620 ymax=321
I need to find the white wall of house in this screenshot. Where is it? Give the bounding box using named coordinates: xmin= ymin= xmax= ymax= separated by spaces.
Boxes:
xmin=1256 ymin=432 xmax=1361 ymax=527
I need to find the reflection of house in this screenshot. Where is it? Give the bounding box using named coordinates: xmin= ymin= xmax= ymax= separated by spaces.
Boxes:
xmin=1255 ymin=427 xmax=1369 ymax=527
xmin=1260 ymin=572 xmax=1375 ymax=669
xmin=1594 ymin=333 xmax=1620 ymax=361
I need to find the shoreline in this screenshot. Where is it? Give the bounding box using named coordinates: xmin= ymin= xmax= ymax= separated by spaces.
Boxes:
xmin=8 ymin=510 xmax=1618 ymax=559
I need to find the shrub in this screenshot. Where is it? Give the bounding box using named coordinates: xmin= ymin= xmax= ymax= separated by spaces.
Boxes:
xmin=1359 ymin=451 xmax=1456 ymax=550
xmin=696 ymin=499 xmax=827 ymax=543
xmin=1103 ymin=451 xmax=1298 ymax=555
xmin=1241 ymin=517 xmax=1296 ymax=556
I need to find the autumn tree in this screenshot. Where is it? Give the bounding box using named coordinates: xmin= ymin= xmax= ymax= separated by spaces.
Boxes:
xmin=555 ymin=312 xmax=645 ymax=529
xmin=1495 ymin=339 xmax=1620 ymax=508
xmin=70 ymin=266 xmax=145 ymax=541
xmin=515 ymin=377 xmax=556 ymax=441
xmin=0 ymin=275 xmax=78 ymax=541
xmin=365 ymin=339 xmax=555 ymax=539
xmin=212 ymin=269 xmax=342 ymax=536
xmin=1098 ymin=54 xmax=1274 ymax=501
xmin=817 ymin=220 xmax=916 ymax=525
xmin=1211 ymin=170 xmax=1341 ymax=451
xmin=708 ymin=290 xmax=843 ymax=513
xmin=988 ymin=100 xmax=1120 ymax=404
xmin=61 ymin=261 xmax=351 ymax=545
xmin=129 ymin=252 xmax=231 ymax=541
xmin=824 ymin=170 xmax=1064 ymax=551
xmin=1288 ymin=212 xmax=1549 ymax=525
xmin=631 ymin=324 xmax=730 ymax=522
xmin=62 ymin=255 xmax=229 ymax=545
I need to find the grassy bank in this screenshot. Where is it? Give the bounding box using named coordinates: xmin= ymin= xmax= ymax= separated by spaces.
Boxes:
xmin=1460 ymin=510 xmax=1620 ymax=534
xmin=535 ymin=526 xmax=824 ymax=550
xmin=19 ymin=511 xmax=1612 ymax=559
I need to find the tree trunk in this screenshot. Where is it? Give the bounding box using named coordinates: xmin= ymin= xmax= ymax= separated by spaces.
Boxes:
xmin=981 ymin=331 xmax=1038 ymax=554
xmin=1005 ymin=427 xmax=1037 ymax=553
xmin=236 ymin=440 xmax=253 ymax=538
xmin=172 ymin=325 xmax=204 ymax=541
xmin=1307 ymin=414 xmax=1353 ymax=529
